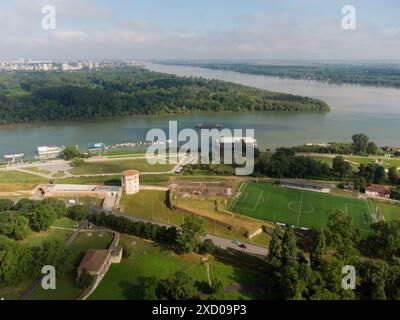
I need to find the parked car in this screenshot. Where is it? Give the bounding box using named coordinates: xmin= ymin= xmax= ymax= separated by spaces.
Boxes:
xmin=175 ymin=166 xmax=184 ymax=173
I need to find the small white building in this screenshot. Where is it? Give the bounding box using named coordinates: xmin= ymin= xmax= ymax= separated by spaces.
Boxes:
xmin=36 ymin=146 xmax=63 ymax=160
xmin=4 ymin=153 xmax=24 ymax=164
xmin=216 ymin=137 xmax=257 ymax=155
xmin=121 ymin=170 xmax=140 ymax=195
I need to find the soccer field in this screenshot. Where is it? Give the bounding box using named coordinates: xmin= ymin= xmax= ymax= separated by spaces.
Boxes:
xmin=230 ymin=182 xmax=375 ymax=235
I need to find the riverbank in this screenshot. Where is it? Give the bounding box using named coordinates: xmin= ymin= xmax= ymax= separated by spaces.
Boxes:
xmin=1 ymin=64 xmax=399 ymax=157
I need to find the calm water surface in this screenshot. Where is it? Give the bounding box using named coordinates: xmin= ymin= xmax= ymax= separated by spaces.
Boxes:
xmin=0 ymin=63 xmax=399 ymax=157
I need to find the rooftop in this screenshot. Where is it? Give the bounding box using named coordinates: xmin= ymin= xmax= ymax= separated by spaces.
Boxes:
xmin=366 ymin=184 xmax=390 ymax=194
xmin=217 ymin=137 xmax=257 ymax=144
xmin=281 ymin=179 xmax=331 ymax=189
xmin=78 ymin=249 xmax=110 ymax=273
xmin=121 ymin=169 xmax=140 ymax=177
xmin=47 ymin=184 xmax=120 ymax=193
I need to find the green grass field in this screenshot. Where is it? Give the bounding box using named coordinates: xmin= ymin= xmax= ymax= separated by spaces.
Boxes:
xmin=0 ymin=219 xmax=75 ymax=300
xmin=307 ymin=154 xmax=400 ymax=170
xmin=373 ymin=200 xmax=400 ymax=221
xmin=30 ymin=231 xmax=113 ymax=300
xmin=230 ymin=182 xmax=375 ymax=235
xmin=121 ymin=190 xmax=270 ymax=247
xmin=0 ymin=170 xmax=47 ymax=192
xmin=70 ymin=158 xmax=174 ymax=175
xmin=90 ymin=235 xmax=266 ymax=300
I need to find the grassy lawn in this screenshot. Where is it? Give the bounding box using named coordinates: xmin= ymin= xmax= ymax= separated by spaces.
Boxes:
xmin=307 ymin=155 xmax=358 ymax=171
xmin=29 ymin=273 xmax=84 ymax=300
xmin=52 ymin=172 xmax=65 ymax=178
xmin=373 ymin=200 xmax=400 ymax=221
xmin=344 ymin=156 xmax=400 ymax=169
xmin=90 ymin=236 xmax=266 ymax=300
xmin=120 ymin=191 xmax=270 ymax=247
xmin=57 ymin=174 xmax=171 ymax=186
xmin=231 ymin=182 xmax=374 ymax=236
xmin=69 ymin=231 xmax=114 ymax=266
xmin=104 ymin=150 xmax=147 ymax=157
xmin=307 ymin=154 xmax=400 ymax=170
xmin=57 ymin=175 xmax=121 ymax=185
xmin=20 ymin=227 xmax=72 ymax=248
xmin=0 ymin=170 xmax=47 ymax=191
xmin=183 ymin=200 xmax=270 ymax=247
xmin=120 ymin=190 xmax=181 ymax=224
xmin=30 ymin=231 xmax=114 ymax=300
xmin=0 ymin=280 xmax=33 ymax=300
xmin=24 ymin=166 xmax=51 ymax=175
xmin=49 ymin=195 xmax=103 ymax=207
xmin=0 ymin=218 xmax=75 ymax=300
xmin=51 ymin=217 xmax=76 ymax=229
xmin=0 ymin=229 xmax=72 ymax=300
xmin=70 ymin=158 xmax=174 ymax=175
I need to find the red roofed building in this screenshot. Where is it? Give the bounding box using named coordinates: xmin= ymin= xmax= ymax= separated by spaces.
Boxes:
xmin=365 ymin=184 xmax=391 ymax=198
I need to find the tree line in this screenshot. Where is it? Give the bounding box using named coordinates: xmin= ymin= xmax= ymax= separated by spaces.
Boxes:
xmin=293 ymin=133 xmax=383 ymax=156
xmin=159 ymin=62 xmax=400 ymax=88
xmin=0 ymin=199 xmax=95 ymax=288
xmin=267 ymin=210 xmax=400 ymax=300
xmin=0 ymin=68 xmax=329 ymax=124
xmin=0 ymin=198 xmax=91 ymax=240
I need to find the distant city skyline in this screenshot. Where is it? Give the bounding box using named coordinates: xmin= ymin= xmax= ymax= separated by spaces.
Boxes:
xmin=0 ymin=0 xmax=399 ymax=60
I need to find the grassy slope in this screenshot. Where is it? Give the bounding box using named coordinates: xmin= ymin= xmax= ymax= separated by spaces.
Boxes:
xmin=0 ymin=219 xmax=74 ymax=300
xmin=90 ymin=236 xmax=265 ymax=300
xmin=373 ymin=200 xmax=400 ymax=221
xmin=120 ymin=190 xmax=270 ymax=247
xmin=30 ymin=231 xmax=113 ymax=300
xmin=0 ymin=170 xmax=47 ymax=191
xmin=307 ymin=154 xmax=400 ymax=170
xmin=70 ymin=159 xmax=174 ymax=175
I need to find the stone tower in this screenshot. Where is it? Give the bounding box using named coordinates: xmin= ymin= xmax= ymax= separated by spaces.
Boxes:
xmin=121 ymin=170 xmax=140 ymax=195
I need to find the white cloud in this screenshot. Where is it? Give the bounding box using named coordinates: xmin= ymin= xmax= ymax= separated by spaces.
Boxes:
xmin=0 ymin=1 xmax=399 ymax=60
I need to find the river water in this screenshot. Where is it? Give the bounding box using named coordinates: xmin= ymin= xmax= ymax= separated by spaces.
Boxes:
xmin=0 ymin=63 xmax=399 ymax=157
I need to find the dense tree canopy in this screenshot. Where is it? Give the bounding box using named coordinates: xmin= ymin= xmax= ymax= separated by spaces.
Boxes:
xmin=176 ymin=215 xmax=206 ymax=253
xmin=160 ymin=62 xmax=400 ymax=88
xmin=0 ymin=68 xmax=329 ymax=124
xmin=0 ymin=198 xmax=67 ymax=240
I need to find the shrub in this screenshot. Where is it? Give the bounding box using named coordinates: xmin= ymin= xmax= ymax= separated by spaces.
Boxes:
xmin=71 ymin=157 xmax=85 ymax=167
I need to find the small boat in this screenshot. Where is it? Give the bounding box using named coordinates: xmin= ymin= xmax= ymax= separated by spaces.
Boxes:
xmin=195 ymin=123 xmax=224 ymax=129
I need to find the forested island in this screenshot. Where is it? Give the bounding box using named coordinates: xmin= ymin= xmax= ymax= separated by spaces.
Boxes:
xmin=0 ymin=68 xmax=329 ymax=124
xmin=157 ymin=61 xmax=400 ymax=88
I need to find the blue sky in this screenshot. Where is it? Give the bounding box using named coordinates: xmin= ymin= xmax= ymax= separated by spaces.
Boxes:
xmin=66 ymin=0 xmax=400 ymax=30
xmin=0 ymin=0 xmax=399 ymax=60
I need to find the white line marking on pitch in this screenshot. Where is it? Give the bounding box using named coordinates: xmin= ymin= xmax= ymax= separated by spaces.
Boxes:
xmin=297 ymin=191 xmax=304 ymax=227
xmin=253 ymin=191 xmax=264 ymax=211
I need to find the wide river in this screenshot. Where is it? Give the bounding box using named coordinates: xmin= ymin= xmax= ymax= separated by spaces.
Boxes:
xmin=1 ymin=63 xmax=399 ymax=158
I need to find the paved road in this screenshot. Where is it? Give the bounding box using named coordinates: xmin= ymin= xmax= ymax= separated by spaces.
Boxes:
xmin=107 ymin=211 xmax=268 ymax=257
